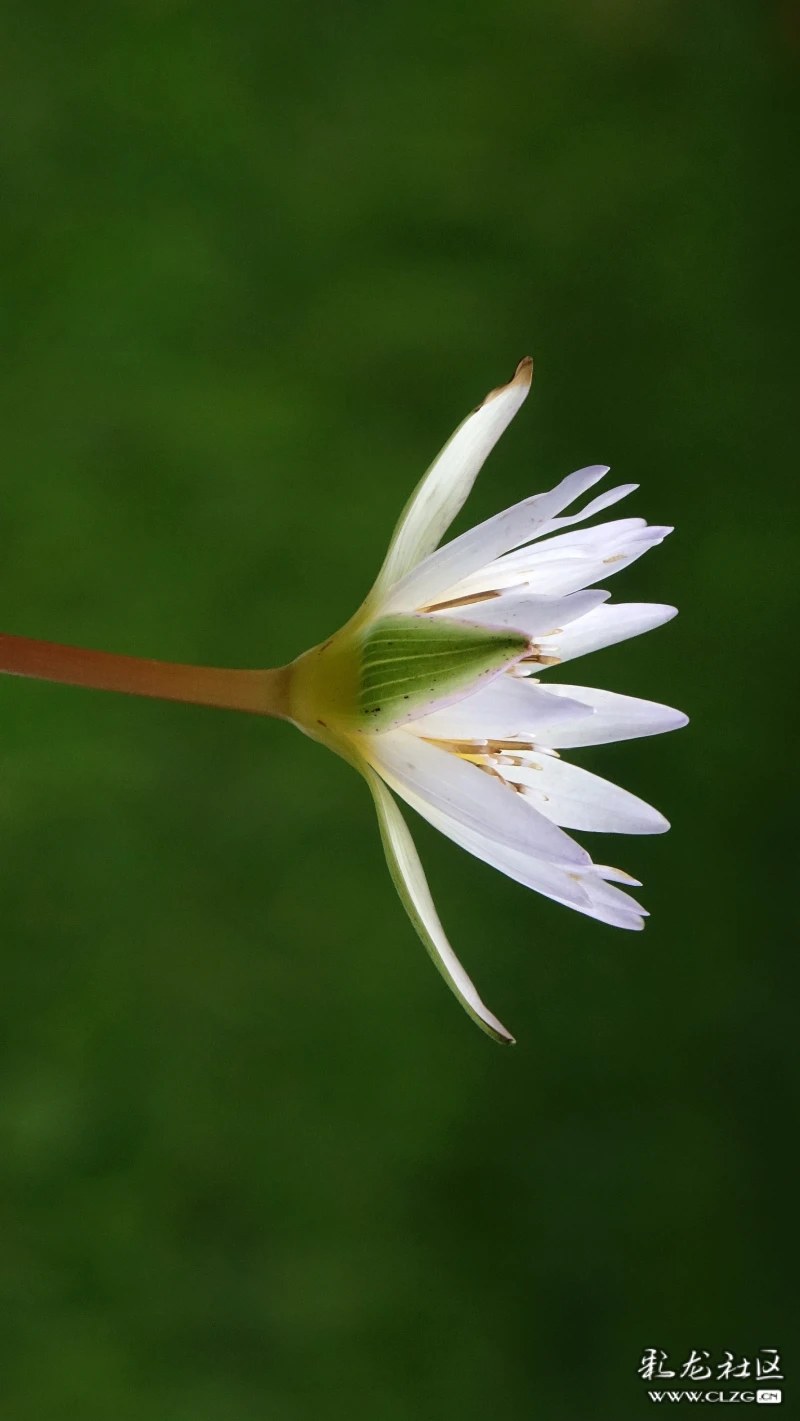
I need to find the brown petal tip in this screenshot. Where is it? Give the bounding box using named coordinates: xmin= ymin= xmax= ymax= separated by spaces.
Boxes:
xmin=481 ymin=355 xmax=534 ymax=406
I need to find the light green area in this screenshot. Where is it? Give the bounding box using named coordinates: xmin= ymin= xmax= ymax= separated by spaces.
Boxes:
xmin=0 ymin=3 xmax=796 ymax=1418
xmin=359 ymin=615 xmax=527 ymax=731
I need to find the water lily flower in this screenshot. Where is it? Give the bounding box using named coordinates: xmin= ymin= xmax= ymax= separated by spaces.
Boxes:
xmin=1 ymin=358 xmax=686 ymax=1042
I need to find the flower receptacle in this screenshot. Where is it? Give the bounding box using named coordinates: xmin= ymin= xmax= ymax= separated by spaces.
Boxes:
xmin=289 ymin=631 xmax=362 ymax=741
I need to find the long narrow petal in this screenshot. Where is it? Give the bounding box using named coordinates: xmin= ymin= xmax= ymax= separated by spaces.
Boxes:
xmin=532 ymin=684 xmax=689 ymax=748
xmin=405 ymin=674 xmax=595 ymax=740
xmin=364 ymin=729 xmax=590 ymax=867
xmin=591 ymin=863 xmax=643 ymax=886
xmin=522 ymin=536 xmax=668 ymax=598
xmin=441 ymin=522 xmax=671 ymax=601
xmin=581 ymin=874 xmax=649 ymax=929
xmin=382 ymin=466 xmax=617 ymax=614
xmin=514 ymin=483 xmax=640 ymax=542
xmin=501 ymin=516 xmax=650 ymax=557
xmin=500 ymin=755 xmax=670 ymax=834
xmin=533 ymin=602 xmax=678 ymax=665
xmin=367 ymin=359 xmax=533 ymax=606
xmin=388 ymin=776 xmax=646 ymax=929
xmin=365 ymin=768 xmax=514 ymax=1042
xmin=436 ymin=588 xmax=610 ymax=638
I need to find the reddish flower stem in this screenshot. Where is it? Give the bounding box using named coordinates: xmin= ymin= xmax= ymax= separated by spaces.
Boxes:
xmin=0 ymin=633 xmax=291 ymax=718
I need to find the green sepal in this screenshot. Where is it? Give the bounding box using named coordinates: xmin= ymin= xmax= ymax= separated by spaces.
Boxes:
xmin=356 ymin=614 xmax=528 ymax=732
xmin=365 ymin=767 xmax=514 ymax=1042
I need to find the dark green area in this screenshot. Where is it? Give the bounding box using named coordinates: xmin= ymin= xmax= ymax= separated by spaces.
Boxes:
xmin=1 ymin=2 xmax=797 ymax=1416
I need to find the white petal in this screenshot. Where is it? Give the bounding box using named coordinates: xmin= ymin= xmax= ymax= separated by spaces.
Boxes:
xmin=522 ymin=519 xmax=671 ymax=558
xmin=532 ymin=684 xmax=689 ymax=748
xmin=482 ymin=528 xmax=670 ymax=599
xmin=500 ymin=755 xmax=670 ymax=834
xmin=387 ymin=775 xmax=646 ymax=928
xmin=518 ymin=483 xmax=639 ymax=541
xmin=515 ymin=516 xmax=650 ymax=552
xmin=590 ymin=863 xmax=643 ymax=886
xmin=367 ymin=359 xmax=533 ymax=605
xmin=387 ymin=780 xmax=592 ymax=908
xmin=366 ymin=768 xmax=514 ymax=1042
xmin=364 ymin=729 xmax=590 ymax=867
xmin=581 ymin=875 xmax=648 ymax=929
xmin=382 ymin=465 xmax=615 ymax=614
xmin=585 ymin=875 xmax=647 ymax=915
xmin=435 ymin=588 xmax=610 ymax=637
xmin=535 ymin=602 xmax=678 ymax=665
xmin=524 ymin=536 xmax=667 ymax=598
xmin=406 ymin=674 xmax=595 ymax=741
xmin=440 ymin=517 xmax=663 ymax=600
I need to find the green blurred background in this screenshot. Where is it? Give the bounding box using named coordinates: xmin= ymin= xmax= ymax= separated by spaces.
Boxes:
xmin=1 ymin=2 xmax=797 ymax=1417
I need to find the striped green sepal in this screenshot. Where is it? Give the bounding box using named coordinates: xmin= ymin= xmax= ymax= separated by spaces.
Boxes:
xmin=356 ymin=614 xmax=528 ymax=732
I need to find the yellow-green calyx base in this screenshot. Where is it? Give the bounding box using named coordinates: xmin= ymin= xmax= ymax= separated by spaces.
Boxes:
xmin=290 ymin=613 xmax=529 ymax=742
xmin=290 ymin=631 xmax=361 ymax=741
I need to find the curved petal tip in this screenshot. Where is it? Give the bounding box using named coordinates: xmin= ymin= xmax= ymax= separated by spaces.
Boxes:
xmin=482 ymin=356 xmax=533 ymax=406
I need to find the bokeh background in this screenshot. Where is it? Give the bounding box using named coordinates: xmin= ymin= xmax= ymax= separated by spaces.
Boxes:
xmin=1 ymin=2 xmax=797 ymax=1417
